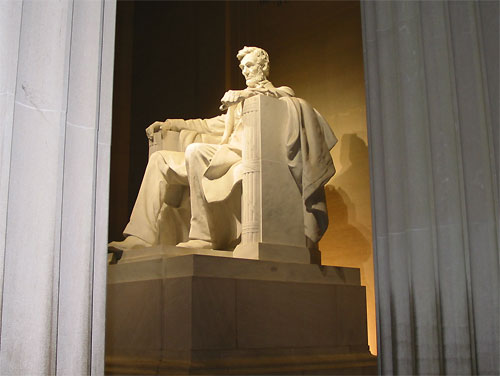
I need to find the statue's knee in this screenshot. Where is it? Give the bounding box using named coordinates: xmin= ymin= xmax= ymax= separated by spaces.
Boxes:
xmin=147 ymin=151 xmax=167 ymax=171
xmin=184 ymin=143 xmax=204 ymax=162
xmin=148 ymin=151 xmax=161 ymax=164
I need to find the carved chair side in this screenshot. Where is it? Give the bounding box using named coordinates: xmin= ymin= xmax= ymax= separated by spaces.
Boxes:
xmin=148 ymin=128 xmax=221 ymax=158
xmin=148 ymin=129 xmax=181 ymax=157
xmin=234 ymin=95 xmax=314 ymax=264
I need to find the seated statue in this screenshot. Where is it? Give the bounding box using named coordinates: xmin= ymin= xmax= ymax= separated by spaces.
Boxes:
xmin=109 ymin=46 xmax=337 ymax=254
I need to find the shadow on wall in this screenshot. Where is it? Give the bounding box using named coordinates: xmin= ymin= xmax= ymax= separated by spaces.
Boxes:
xmin=323 ymin=186 xmax=371 ymax=264
xmin=322 ymin=133 xmax=372 ymax=258
xmin=321 ymin=133 xmax=376 ymax=355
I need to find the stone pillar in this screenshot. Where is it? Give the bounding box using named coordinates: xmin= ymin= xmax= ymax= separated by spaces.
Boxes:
xmin=361 ymin=1 xmax=498 ymax=374
xmin=0 ymin=0 xmax=23 ymax=330
xmin=0 ymin=0 xmax=116 ymax=374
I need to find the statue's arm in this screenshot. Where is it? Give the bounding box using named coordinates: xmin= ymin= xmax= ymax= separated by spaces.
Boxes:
xmin=220 ymin=89 xmax=255 ymax=111
xmin=146 ymin=115 xmax=226 ymax=140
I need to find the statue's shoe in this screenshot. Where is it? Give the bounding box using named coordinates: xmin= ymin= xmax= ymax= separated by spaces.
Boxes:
xmin=108 ymin=236 xmax=152 ymax=251
xmin=176 ymin=239 xmax=213 ymax=249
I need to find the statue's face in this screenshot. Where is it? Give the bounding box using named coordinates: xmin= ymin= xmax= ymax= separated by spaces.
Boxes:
xmin=239 ymin=52 xmax=266 ymax=88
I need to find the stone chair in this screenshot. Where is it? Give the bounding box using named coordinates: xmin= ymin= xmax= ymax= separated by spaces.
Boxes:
xmin=149 ymin=94 xmax=319 ymax=264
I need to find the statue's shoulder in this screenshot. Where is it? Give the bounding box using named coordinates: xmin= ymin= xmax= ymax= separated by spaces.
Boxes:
xmin=276 ymin=86 xmax=295 ymax=97
xmin=258 ymin=81 xmax=295 ymax=98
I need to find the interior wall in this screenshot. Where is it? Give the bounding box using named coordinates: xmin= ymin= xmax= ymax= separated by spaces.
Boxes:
xmin=109 ymin=0 xmax=375 ymax=355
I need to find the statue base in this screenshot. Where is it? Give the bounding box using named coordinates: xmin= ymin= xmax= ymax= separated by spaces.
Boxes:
xmin=233 ymin=242 xmax=321 ymax=265
xmin=105 ymin=249 xmax=376 ymax=375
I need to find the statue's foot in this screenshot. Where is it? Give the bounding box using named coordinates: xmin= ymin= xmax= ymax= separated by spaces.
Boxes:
xmin=108 ymin=236 xmax=152 ymax=251
xmin=176 ymin=239 xmax=213 ymax=249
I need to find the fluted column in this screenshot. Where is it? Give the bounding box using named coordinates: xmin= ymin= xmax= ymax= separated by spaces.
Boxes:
xmin=0 ymin=0 xmax=116 ymax=374
xmin=0 ymin=0 xmax=23 ymax=327
xmin=240 ymin=96 xmax=261 ymax=244
xmin=361 ymin=1 xmax=498 ymax=374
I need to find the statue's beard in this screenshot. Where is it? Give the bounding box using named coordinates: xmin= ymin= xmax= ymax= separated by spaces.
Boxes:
xmin=246 ymin=73 xmax=266 ymax=88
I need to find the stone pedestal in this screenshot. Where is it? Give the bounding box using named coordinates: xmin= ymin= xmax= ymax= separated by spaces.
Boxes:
xmin=105 ymin=249 xmax=376 ymax=375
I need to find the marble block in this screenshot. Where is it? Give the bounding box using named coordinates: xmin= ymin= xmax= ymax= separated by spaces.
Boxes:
xmin=105 ymin=252 xmax=376 ymax=374
xmin=233 ymin=95 xmax=315 ymax=264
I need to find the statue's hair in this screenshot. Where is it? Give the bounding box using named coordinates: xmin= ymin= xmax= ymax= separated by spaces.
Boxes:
xmin=237 ymin=46 xmax=270 ymax=78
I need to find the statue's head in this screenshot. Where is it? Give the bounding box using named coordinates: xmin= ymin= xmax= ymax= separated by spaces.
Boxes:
xmin=237 ymin=46 xmax=270 ymax=88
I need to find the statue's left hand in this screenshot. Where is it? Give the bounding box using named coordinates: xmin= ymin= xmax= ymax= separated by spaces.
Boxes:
xmin=145 ymin=121 xmax=166 ymax=140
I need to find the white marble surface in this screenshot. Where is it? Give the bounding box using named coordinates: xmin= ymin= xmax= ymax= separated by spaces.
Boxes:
xmin=92 ymin=2 xmax=117 ymax=373
xmin=116 ymin=244 xmax=234 ymax=265
xmin=108 ymin=252 xmax=360 ymax=285
xmin=0 ymin=1 xmax=116 ymax=375
xmin=0 ymin=0 xmax=22 ymax=332
xmin=239 ymin=95 xmax=306 ymax=246
xmin=56 ymin=1 xmax=110 ymax=374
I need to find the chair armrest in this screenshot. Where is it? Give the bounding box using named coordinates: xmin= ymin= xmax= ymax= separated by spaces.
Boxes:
xmin=148 ymin=129 xmax=181 ymax=158
xmin=148 ymin=128 xmax=222 ymax=158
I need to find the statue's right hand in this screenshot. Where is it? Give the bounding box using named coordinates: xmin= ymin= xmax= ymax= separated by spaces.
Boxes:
xmin=220 ymin=89 xmax=250 ymax=110
xmin=145 ymin=121 xmax=166 ymax=140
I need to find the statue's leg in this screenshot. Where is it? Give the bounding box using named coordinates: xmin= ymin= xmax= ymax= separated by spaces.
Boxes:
xmin=123 ymin=150 xmax=188 ymax=245
xmin=184 ymin=143 xmax=220 ymax=245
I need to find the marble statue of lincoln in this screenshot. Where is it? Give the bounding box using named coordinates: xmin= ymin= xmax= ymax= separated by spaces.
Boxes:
xmin=109 ymin=46 xmax=337 ymax=252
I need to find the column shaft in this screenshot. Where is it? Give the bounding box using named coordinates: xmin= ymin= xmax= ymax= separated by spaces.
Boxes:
xmin=361 ymin=0 xmax=499 ymax=374
xmin=0 ymin=0 xmax=23 ymax=324
xmin=0 ymin=0 xmax=116 ymax=374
